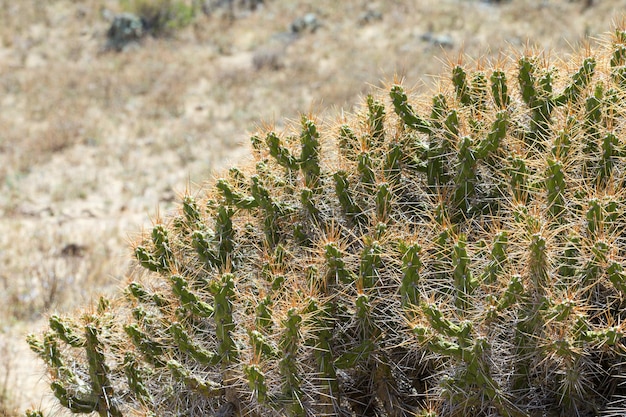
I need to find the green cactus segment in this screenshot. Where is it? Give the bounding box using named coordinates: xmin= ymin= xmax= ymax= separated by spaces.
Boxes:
xmin=210 ymin=273 xmax=238 ymax=365
xmin=556 ymin=57 xmax=596 ymax=106
xmin=384 ymin=143 xmax=403 ymax=187
xmin=469 ymin=71 xmax=488 ymax=111
xmin=324 ymin=242 xmax=355 ymax=285
xmin=357 ymin=151 xmax=377 ymax=190
xmin=477 ymin=110 xmax=508 ymax=159
xmin=586 ymin=198 xmax=603 ymax=237
xmin=256 ymin=295 xmax=273 ymax=331
xmin=266 ymin=131 xmax=299 ymax=171
xmin=611 ymin=30 xmax=626 ymax=86
xmin=355 ymin=293 xmax=374 ymax=335
xmin=182 ymin=195 xmax=202 ymax=226
xmin=430 ymin=93 xmax=448 ymax=126
xmin=599 ymin=131 xmax=620 ymax=182
xmin=123 ymin=352 xmax=152 ymax=402
xmin=125 ymin=323 xmax=166 ymax=367
xmin=338 ymin=123 xmax=358 ymax=156
xmin=34 ymin=314 xmax=123 ymax=416
xmin=518 ymin=56 xmax=555 ymax=148
xmin=49 ymin=381 xmax=99 ymax=414
xmin=167 ymin=360 xmax=223 ymax=397
xmin=452 ymin=136 xmax=477 ymax=219
xmin=251 ymin=175 xmax=289 ymax=246
xmin=216 ymin=178 xmax=258 ymax=209
xmin=151 ymin=224 xmax=173 ymax=270
xmin=608 ymin=262 xmax=626 ymax=295
xmin=215 ymin=205 xmax=235 ymax=266
xmin=303 ymin=298 xmax=339 ymax=413
xmin=170 ymin=275 xmax=214 ymax=317
xmin=518 ymin=56 xmax=537 ymax=108
xmin=390 ymin=84 xmax=431 ymax=133
xmin=581 ymin=326 xmax=623 ymax=345
xmin=169 ymin=322 xmax=218 ymax=365
xmin=334 ymin=337 xmax=375 ymax=370
xmin=49 ymin=315 xmax=84 ymax=348
xmin=544 ymin=158 xmax=566 ymax=220
xmin=249 ymin=329 xmax=277 ymax=360
xmin=452 ymin=234 xmax=477 ymax=311
xmin=582 ymin=84 xmax=604 ymax=165
xmin=583 ymin=240 xmax=610 ymax=287
xmin=367 ymin=95 xmax=386 ymax=146
xmin=299 ymin=117 xmax=321 ymax=189
xmin=490 ymin=69 xmax=511 ymax=109
xmin=452 ymin=65 xmax=471 ymax=106
xmin=127 ymin=282 xmax=168 ymax=308
xmin=28 ymin=333 xmax=65 ymax=371
xmin=135 ymin=245 xmax=162 ymax=272
xmin=400 ymin=242 xmax=422 ymax=310
xmin=422 ymin=303 xmax=471 ymax=340
xmin=497 ymin=274 xmax=524 ymax=311
xmin=375 ymin=182 xmax=391 ymax=222
xmin=528 ymin=233 xmax=549 ymax=286
xmin=611 ymin=29 xmax=626 ymax=65
xmin=557 ymin=233 xmax=581 ymax=282
xmin=300 ymin=187 xmax=321 ymax=220
xmin=359 ymin=238 xmax=382 ymax=289
xmin=481 ymin=231 xmax=508 ymax=285
xmin=279 ymin=308 xmax=305 ymax=416
xmin=508 ymin=156 xmax=529 ymax=203
xmin=441 ymin=338 xmax=517 ymax=417
xmin=244 ymin=364 xmax=269 ymax=404
xmin=426 ymin=107 xmax=457 ymax=188
xmin=192 ymin=230 xmax=219 ymax=267
xmin=84 ymin=322 xmax=122 ymax=417
xmin=333 ymin=170 xmax=365 ymax=225
xmin=134 ymin=225 xmax=174 ymax=273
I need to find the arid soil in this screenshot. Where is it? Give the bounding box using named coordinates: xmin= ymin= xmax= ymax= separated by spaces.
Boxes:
xmin=1 ymin=0 xmax=626 ymax=414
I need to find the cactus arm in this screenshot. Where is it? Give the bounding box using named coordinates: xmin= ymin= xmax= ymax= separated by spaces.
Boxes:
xmin=167 ymin=360 xmax=223 ymax=397
xmin=210 ymin=273 xmax=238 ymax=365
xmin=84 ymin=322 xmax=122 ymax=417
xmin=299 ymin=116 xmax=322 ymax=189
xmin=170 ymin=275 xmax=214 ymax=317
xmin=390 ymin=84 xmax=432 ymax=133
xmin=490 ymin=69 xmax=511 ymax=109
xmin=452 ymin=65 xmax=471 ymax=106
xmin=400 ymin=242 xmax=422 ymax=310
xmin=554 ymin=57 xmax=596 ymax=106
xmin=266 ymin=131 xmax=299 ymax=171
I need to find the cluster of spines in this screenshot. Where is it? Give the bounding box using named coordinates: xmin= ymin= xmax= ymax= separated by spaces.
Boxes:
xmin=28 ymin=27 xmax=626 ymax=417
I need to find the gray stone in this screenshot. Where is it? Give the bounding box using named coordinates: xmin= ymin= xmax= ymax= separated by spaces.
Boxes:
xmin=105 ymin=13 xmax=145 ymax=52
xmin=420 ymin=32 xmax=454 ymax=49
xmin=290 ymin=13 xmax=321 ymax=34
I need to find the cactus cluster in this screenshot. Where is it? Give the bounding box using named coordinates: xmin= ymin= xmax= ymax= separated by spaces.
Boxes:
xmin=30 ymin=27 xmax=626 ymax=416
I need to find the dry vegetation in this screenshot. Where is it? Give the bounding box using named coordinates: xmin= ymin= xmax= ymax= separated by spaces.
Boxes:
xmin=0 ymin=0 xmax=625 ymax=414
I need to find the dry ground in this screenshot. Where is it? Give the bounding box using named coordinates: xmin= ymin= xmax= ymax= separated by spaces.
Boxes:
xmin=1 ymin=0 xmax=625 ymax=414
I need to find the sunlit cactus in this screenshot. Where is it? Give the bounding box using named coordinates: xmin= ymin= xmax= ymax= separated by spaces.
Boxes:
xmin=28 ymin=25 xmax=626 ymax=417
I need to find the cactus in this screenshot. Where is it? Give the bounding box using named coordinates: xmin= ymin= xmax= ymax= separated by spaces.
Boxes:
xmin=30 ymin=26 xmax=626 ymax=417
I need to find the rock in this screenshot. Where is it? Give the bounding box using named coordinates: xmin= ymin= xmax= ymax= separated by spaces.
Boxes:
xmin=290 ymin=13 xmax=321 ymax=34
xmin=201 ymin=0 xmax=265 ymax=18
xmin=358 ymin=9 xmax=383 ymax=25
xmin=105 ymin=13 xmax=145 ymax=52
xmin=420 ymin=32 xmax=454 ymax=49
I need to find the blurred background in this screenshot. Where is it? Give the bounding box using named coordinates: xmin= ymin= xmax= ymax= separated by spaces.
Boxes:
xmin=0 ymin=0 xmax=624 ymax=415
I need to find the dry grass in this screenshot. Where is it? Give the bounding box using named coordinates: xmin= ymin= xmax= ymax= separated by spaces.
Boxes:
xmin=0 ymin=0 xmax=625 ymax=414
